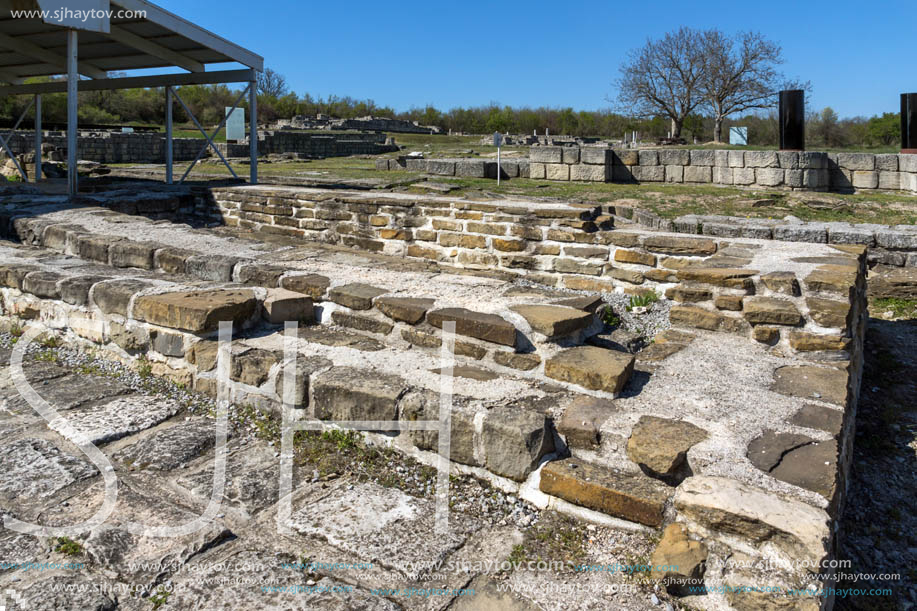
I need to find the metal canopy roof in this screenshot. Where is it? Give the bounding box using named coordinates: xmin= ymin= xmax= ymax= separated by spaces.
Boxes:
xmin=0 ymin=0 xmax=263 ymax=84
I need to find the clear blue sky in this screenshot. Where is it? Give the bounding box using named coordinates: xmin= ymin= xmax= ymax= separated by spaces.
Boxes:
xmin=158 ymin=0 xmax=910 ymax=119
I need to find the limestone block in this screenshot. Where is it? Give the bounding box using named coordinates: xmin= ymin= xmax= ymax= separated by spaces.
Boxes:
xmin=836 ymin=152 xmax=875 ymax=171
xmin=530 ymin=146 xmax=563 ymax=163
xmin=689 ymin=149 xmax=715 ymax=166
xmin=545 ymin=164 xmax=570 ymax=181
xmin=658 ymin=149 xmax=689 ymax=166
xmin=744 ymin=151 xmax=779 ymax=168
xmin=665 ymin=165 xmax=684 ymax=183
xmin=684 ymin=165 xmax=712 ymax=183
xmin=852 ymin=171 xmax=878 ymax=189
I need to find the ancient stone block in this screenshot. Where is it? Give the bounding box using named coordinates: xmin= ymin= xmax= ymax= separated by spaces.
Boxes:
xmin=530 ymin=146 xmax=563 ymax=163
xmin=545 ymin=346 xmax=634 ymax=394
xmin=676 ymin=476 xmax=830 ymax=566
xmin=771 ymin=365 xmax=849 ymax=406
xmin=761 ymin=272 xmax=800 ymax=296
xmin=328 ymin=283 xmax=387 ymax=310
xmin=492 ymin=351 xmax=541 ymax=371
xmin=21 ymin=271 xmax=63 ymax=299
xmin=483 ymin=407 xmax=554 ymax=481
xmin=557 ymin=396 xmax=615 ymax=449
xmin=110 ymin=241 xmax=160 ymax=270
xmin=510 ymin=305 xmax=592 ymax=338
xmin=683 ymin=165 xmax=712 ymax=183
xmin=153 ymin=247 xmax=196 ymax=275
xmin=545 ymin=164 xmax=569 ymax=181
xmin=540 ymin=459 xmax=670 ymax=527
xmin=59 ymin=275 xmax=109 ymax=306
xmin=427 ymin=308 xmax=516 ymax=346
xmin=643 ymin=236 xmax=717 ymax=256
xmin=312 ymin=367 xmax=405 ymax=421
xmin=262 ymin=288 xmax=314 ymax=324
xmin=613 ymin=249 xmax=656 ymax=266
xmin=91 ymin=279 xmax=156 ymax=317
xmin=133 ymin=289 xmax=258 ymax=332
xmin=627 ymin=416 xmax=707 ymax=482
xmin=186 ymin=255 xmax=243 ymax=282
xmin=280 ymin=274 xmax=331 ymax=301
xmin=743 ymin=297 xmax=802 ymax=325
xmin=375 ymin=297 xmax=434 ymax=324
xmin=665 ymin=284 xmax=712 ymax=303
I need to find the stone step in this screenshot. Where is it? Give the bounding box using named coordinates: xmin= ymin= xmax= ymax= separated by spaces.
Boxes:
xmin=539 ymin=458 xmax=671 ymax=527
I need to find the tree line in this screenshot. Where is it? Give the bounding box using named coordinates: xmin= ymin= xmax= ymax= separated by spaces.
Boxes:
xmin=0 ymin=69 xmax=901 ymax=149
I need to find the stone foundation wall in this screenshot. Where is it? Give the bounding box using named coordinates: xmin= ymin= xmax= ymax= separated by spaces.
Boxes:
xmin=530 ymin=146 xmax=917 ymax=194
xmin=201 ymin=188 xmax=867 ymax=359
xmin=374 ymin=156 xmax=531 ymax=179
xmin=2 ymin=130 xmax=397 ymax=164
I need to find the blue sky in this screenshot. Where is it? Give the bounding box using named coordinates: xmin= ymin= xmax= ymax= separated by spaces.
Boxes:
xmin=158 ymin=0 xmax=909 ymax=119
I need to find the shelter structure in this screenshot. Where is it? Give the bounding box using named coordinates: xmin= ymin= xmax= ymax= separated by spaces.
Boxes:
xmin=0 ymin=0 xmax=263 ymax=194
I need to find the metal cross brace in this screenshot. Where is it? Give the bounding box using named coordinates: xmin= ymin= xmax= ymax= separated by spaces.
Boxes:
xmin=0 ymin=97 xmax=35 ymax=181
xmin=172 ymin=84 xmax=250 ymax=183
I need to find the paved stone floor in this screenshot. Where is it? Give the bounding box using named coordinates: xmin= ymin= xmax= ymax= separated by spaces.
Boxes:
xmin=0 ymin=315 xmax=913 ymax=611
xmin=0 ymin=336 xmax=667 ymax=611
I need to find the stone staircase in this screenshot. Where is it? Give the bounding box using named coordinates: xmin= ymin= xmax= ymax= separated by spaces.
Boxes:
xmin=0 ymin=187 xmax=871 ymax=609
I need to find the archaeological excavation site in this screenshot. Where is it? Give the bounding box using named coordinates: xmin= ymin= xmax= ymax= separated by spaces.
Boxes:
xmin=1 ymin=2 xmax=916 ymax=611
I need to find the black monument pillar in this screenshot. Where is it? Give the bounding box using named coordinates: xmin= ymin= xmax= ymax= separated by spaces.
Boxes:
xmin=779 ymin=90 xmax=805 ymax=151
xmin=902 ymin=93 xmax=917 ymax=153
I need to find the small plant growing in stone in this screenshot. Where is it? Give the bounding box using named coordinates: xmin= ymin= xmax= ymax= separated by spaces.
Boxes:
xmin=601 ymin=306 xmax=621 ymax=327
xmin=50 ymin=536 xmax=83 ymax=556
xmin=626 ymin=292 xmax=659 ymax=313
xmin=149 ymin=586 xmax=171 ymax=610
xmin=136 ymin=356 xmax=152 ymax=379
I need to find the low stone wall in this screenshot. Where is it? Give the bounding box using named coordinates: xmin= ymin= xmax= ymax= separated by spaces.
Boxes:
xmin=3 ymin=130 xmax=398 ymax=165
xmin=219 ymin=131 xmax=398 ymax=158
xmin=4 ymin=130 xmax=203 ymax=163
xmin=530 ymin=146 xmax=917 ymax=194
xmin=375 ymin=156 xmax=530 ymax=179
xmin=203 ymin=188 xmax=866 ymax=358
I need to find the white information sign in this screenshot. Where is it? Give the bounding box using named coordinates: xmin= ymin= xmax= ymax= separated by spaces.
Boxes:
xmin=729 ymin=126 xmax=748 ymax=146
xmin=226 ymin=107 xmax=245 ymax=142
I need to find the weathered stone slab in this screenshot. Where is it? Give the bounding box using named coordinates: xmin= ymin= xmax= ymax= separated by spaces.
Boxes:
xmin=280 ymin=273 xmax=331 ymax=300
xmin=427 ymin=308 xmax=516 ymax=346
xmin=743 ymin=297 xmax=803 ymax=325
xmin=483 ymin=406 xmax=554 ymax=481
xmin=788 ymin=331 xmax=850 ymax=352
xmin=557 ymin=396 xmax=615 ymax=449
xmin=312 ymin=367 xmax=405 ymax=421
xmin=643 ymin=236 xmax=717 ymax=256
xmin=540 ymin=459 xmax=670 ymax=526
xmin=545 ymin=346 xmax=634 ymax=394
xmin=804 ymin=265 xmax=858 ymax=295
xmin=510 ymin=305 xmax=592 ymax=338
xmin=651 ymin=523 xmax=708 ymax=595
xmin=674 ymin=476 xmax=830 ymax=566
xmin=57 ymin=395 xmax=180 ymax=445
xmin=328 ymin=283 xmax=387 ymax=310
xmin=493 ymin=351 xmax=541 ymax=371
xmin=58 ymin=275 xmax=109 ymax=306
xmin=133 ymin=289 xmax=257 ymax=333
xmin=375 ymin=296 xmax=435 ymax=324
xmin=186 ymin=254 xmax=243 ymax=282
xmin=805 ymin=297 xmax=851 ymax=328
xmin=788 ymin=403 xmax=844 ymax=437
xmin=237 ymin=264 xmax=286 ymax=287
xmin=230 ymin=349 xmax=279 ymax=387
xmin=116 ymin=419 xmax=218 ymax=471
xmin=669 ymin=305 xmax=747 ymax=333
xmin=109 ymin=240 xmax=161 ymax=269
xmin=0 ymin=438 xmax=96 ymax=499
xmin=0 ymin=263 xmax=41 ymax=289
xmin=761 ymin=271 xmax=800 ymax=295
xmin=76 ymin=234 xmax=123 ymax=263
xmin=331 ymin=311 xmax=394 ymax=335
xmin=289 ymin=482 xmax=477 ymax=581
xmin=627 ymin=416 xmax=708 ymax=483
xmin=21 ymin=270 xmax=63 ymax=298
xmin=676 ymin=268 xmax=757 ymax=289
xmin=153 ymin=247 xmax=196 ymax=274
xmin=262 ymin=288 xmax=314 ymax=324
xmin=747 ymin=430 xmax=815 ymax=473
xmin=91 ymin=279 xmax=157 ymax=316
xmin=770 ymin=438 xmax=838 ymax=499
xmin=771 ymin=365 xmax=848 ymax=406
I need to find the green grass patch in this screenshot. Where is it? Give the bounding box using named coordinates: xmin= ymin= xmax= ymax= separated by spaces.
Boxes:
xmin=872 ymin=297 xmax=917 ymax=320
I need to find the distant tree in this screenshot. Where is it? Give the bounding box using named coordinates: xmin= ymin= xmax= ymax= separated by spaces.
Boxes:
xmin=256 ymin=68 xmax=288 ymax=98
xmin=866 ymin=112 xmax=900 ymax=146
xmin=615 ymin=27 xmax=706 ymax=138
xmin=699 ymin=30 xmax=787 ymax=143
xmin=809 ymin=107 xmax=844 ymax=148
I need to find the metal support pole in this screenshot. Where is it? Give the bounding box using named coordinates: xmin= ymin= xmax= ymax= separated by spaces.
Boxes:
xmin=34 ymin=94 xmax=41 ymax=182
xmin=66 ymin=29 xmax=78 ymax=197
xmin=249 ymin=77 xmax=257 ymax=184
xmin=165 ymin=86 xmax=173 ymax=184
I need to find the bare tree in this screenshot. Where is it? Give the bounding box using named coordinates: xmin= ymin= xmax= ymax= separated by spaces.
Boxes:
xmin=256 ymin=68 xmax=289 ymax=98
xmin=615 ymin=27 xmax=706 ymax=138
xmin=700 ymin=31 xmax=788 ymax=143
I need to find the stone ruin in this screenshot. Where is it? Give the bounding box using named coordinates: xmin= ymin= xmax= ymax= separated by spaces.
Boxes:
xmin=273 ymin=114 xmax=441 ymax=135
xmin=0 ymin=180 xmax=875 ymax=609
